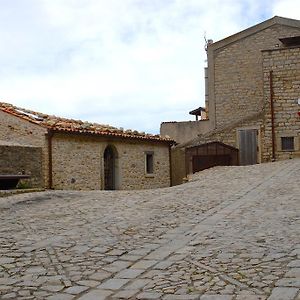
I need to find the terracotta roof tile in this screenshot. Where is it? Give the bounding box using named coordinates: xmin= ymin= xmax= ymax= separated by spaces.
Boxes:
xmin=0 ymin=102 xmax=173 ymax=143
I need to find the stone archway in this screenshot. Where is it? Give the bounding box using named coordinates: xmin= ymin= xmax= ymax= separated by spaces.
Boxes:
xmin=104 ymin=145 xmax=118 ymax=190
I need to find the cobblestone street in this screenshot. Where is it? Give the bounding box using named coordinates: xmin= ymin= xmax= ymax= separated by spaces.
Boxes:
xmin=0 ymin=159 xmax=299 ymax=300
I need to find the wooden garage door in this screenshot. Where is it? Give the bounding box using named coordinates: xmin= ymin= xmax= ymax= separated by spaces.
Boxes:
xmin=192 ymin=155 xmax=231 ymax=173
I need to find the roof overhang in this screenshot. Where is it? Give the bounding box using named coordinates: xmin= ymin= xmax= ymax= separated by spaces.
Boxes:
xmin=48 ymin=128 xmax=175 ymax=145
xmin=189 ymin=107 xmax=205 ymax=116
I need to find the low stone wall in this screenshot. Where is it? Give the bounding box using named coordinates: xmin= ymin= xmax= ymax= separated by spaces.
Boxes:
xmin=0 ymin=145 xmax=43 ymax=188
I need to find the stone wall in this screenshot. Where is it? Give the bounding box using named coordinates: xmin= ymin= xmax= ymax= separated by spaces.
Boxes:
xmin=160 ymin=120 xmax=212 ymax=144
xmin=0 ymin=144 xmax=43 ymax=187
xmin=117 ymin=140 xmax=170 ymax=190
xmin=0 ymin=111 xmax=47 ymax=146
xmin=209 ymin=24 xmax=300 ymax=129
xmin=0 ymin=111 xmax=49 ymax=187
xmin=51 ymin=134 xmax=102 ymax=190
xmin=262 ymin=46 xmax=300 ymax=160
xmin=51 ymin=133 xmax=170 ymax=190
xmin=170 ymin=147 xmax=186 ymax=186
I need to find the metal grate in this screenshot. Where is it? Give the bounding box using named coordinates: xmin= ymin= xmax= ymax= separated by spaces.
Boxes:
xmin=281 ymin=137 xmax=294 ymax=151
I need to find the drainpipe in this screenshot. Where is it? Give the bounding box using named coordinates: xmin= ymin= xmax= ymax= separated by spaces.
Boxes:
xmin=47 ymin=129 xmax=54 ymax=189
xmin=269 ymin=70 xmax=276 ymax=161
xmin=168 ymin=144 xmax=172 ymax=187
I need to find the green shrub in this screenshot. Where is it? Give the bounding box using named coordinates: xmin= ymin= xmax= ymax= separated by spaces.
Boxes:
xmin=17 ymin=180 xmax=31 ymax=189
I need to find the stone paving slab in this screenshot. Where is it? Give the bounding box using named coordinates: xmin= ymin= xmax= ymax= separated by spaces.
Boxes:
xmin=0 ymin=159 xmax=300 ymax=299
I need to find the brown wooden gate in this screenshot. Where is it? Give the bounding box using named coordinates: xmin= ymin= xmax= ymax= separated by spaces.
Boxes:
xmin=192 ymin=154 xmax=231 ymax=173
xmin=186 ymin=142 xmax=239 ymax=174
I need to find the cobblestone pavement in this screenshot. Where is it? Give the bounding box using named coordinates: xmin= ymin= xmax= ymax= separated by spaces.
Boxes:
xmin=0 ymin=159 xmax=299 ymax=300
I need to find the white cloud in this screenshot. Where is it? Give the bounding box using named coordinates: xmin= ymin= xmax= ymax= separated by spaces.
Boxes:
xmin=0 ymin=0 xmax=298 ymax=133
xmin=272 ymin=0 xmax=300 ymax=19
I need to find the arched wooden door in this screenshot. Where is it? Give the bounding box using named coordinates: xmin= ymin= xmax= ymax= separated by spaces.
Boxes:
xmin=104 ymin=146 xmax=115 ymax=190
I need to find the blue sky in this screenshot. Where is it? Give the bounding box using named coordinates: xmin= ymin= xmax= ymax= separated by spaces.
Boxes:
xmin=0 ymin=0 xmax=299 ymax=133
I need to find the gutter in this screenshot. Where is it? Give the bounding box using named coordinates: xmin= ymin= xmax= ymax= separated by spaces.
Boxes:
xmin=47 ymin=129 xmax=54 ymax=189
xmin=49 ymin=127 xmax=174 ymax=145
xmin=269 ymin=70 xmax=276 ymax=161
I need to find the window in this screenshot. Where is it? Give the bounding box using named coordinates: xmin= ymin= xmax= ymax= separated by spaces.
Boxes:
xmin=145 ymin=152 xmax=154 ymax=174
xmin=281 ymin=137 xmax=294 ymax=151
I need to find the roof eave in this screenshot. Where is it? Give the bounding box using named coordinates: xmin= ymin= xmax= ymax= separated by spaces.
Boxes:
xmin=50 ymin=128 xmax=175 ymax=145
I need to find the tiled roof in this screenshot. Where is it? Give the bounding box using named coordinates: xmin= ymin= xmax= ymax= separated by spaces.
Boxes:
xmin=0 ymin=102 xmax=173 ymax=143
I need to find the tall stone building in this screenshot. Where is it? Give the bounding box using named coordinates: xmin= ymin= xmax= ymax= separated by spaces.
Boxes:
xmin=0 ymin=103 xmax=173 ymax=190
xmin=161 ymin=16 xmax=300 ymax=185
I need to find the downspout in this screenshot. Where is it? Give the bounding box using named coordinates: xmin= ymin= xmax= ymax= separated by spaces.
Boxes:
xmin=168 ymin=143 xmax=172 ymax=187
xmin=47 ymin=129 xmax=54 ymax=189
xmin=184 ymin=147 xmax=189 ymax=180
xmin=269 ymin=71 xmax=276 ymax=161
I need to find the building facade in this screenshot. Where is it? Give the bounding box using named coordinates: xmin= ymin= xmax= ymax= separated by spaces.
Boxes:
xmin=162 ymin=16 xmax=300 ymax=184
xmin=0 ymin=103 xmax=172 ymax=190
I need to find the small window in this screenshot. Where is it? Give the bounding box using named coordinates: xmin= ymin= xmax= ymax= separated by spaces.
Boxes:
xmin=281 ymin=137 xmax=294 ymax=151
xmin=145 ymin=152 xmax=154 ymax=174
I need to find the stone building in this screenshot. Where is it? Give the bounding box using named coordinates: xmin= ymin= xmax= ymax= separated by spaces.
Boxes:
xmin=160 ymin=16 xmax=300 ymax=185
xmin=0 ymin=102 xmax=173 ymax=190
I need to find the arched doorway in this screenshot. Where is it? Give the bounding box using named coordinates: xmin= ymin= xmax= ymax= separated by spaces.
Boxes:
xmin=104 ymin=145 xmax=117 ymax=190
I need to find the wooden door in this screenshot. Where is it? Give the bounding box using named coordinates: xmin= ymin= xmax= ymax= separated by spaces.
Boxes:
xmin=104 ymin=146 xmax=115 ymax=190
xmin=238 ymin=129 xmax=258 ymax=165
